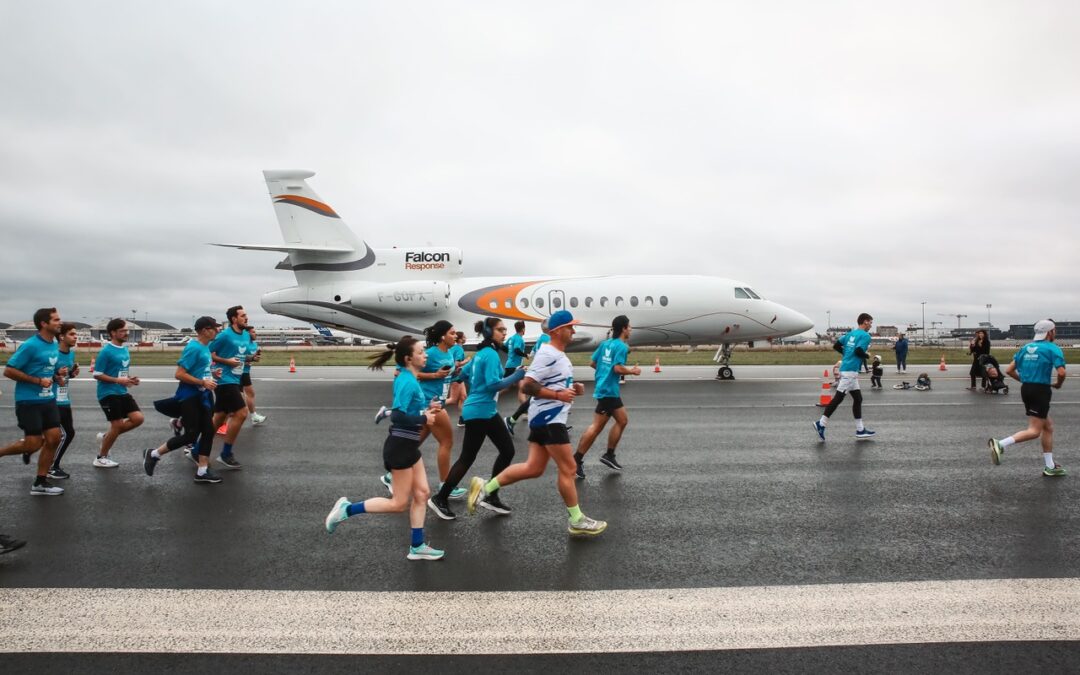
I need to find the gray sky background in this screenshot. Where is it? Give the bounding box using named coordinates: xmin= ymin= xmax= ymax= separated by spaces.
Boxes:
xmin=2 ymin=1 xmax=1078 ymax=334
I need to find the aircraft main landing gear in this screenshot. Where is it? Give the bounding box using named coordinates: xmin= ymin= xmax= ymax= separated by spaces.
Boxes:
xmin=713 ymin=343 xmax=735 ymax=380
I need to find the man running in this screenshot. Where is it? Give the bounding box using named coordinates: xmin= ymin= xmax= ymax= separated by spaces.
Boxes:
xmin=814 ymin=313 xmax=876 ymax=442
xmin=208 ymin=305 xmax=252 ymax=469
xmin=467 ymin=310 xmax=607 ymax=536
xmin=93 ymin=318 xmax=144 ymax=467
xmin=988 ymin=319 xmax=1067 ymax=476
xmin=242 ymin=326 xmax=266 ymax=426
xmin=574 ymin=315 xmax=641 ymax=478
xmin=143 ymin=316 xmax=224 ymax=483
xmin=0 ymin=307 xmax=65 ymax=495
xmin=49 ymin=322 xmax=81 ymax=479
xmin=504 ymin=320 xmax=528 ymax=389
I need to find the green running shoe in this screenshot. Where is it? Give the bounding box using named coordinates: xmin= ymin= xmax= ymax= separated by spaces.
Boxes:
xmin=466 ymin=476 xmax=485 ymax=515
xmin=568 ymin=514 xmax=608 ymax=536
xmin=407 ymin=543 xmax=445 ymax=560
xmin=988 ymin=438 xmax=1003 ymax=465
xmin=1043 ymin=464 xmax=1067 ymax=477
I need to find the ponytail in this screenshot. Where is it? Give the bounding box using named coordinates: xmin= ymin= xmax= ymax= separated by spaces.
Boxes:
xmin=369 ymin=335 xmax=419 ymax=370
xmin=424 ymin=320 xmax=454 ymax=348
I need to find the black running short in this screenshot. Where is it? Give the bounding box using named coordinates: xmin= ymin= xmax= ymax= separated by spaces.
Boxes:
xmin=240 ymin=373 xmax=253 ymax=387
xmin=15 ymin=401 xmax=61 ymax=436
xmin=383 ymin=434 xmax=422 ymax=471
xmin=594 ymin=397 xmax=625 ymax=416
xmin=1020 ymin=383 xmax=1052 ymax=419
xmin=527 ymin=422 xmax=571 ymax=446
xmin=213 ymin=384 xmax=246 ymax=414
xmin=99 ymin=394 xmax=140 ymax=422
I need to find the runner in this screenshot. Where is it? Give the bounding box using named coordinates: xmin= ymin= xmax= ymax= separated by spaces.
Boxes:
xmin=813 ymin=313 xmax=876 ymax=442
xmin=504 ymin=320 xmax=550 ymax=434
xmin=504 ymin=321 xmax=528 ymax=402
xmin=0 ymin=307 xmax=65 ymax=495
xmin=427 ymin=317 xmax=524 ymax=520
xmin=93 ymin=318 xmax=144 ymax=467
xmin=143 ymin=316 xmax=225 ymax=483
xmin=988 ymin=319 xmax=1067 ymax=476
xmin=324 ymin=336 xmax=444 ymax=561
xmin=49 ymin=322 xmax=81 ymax=479
xmin=242 ymin=326 xmax=266 ymax=426
xmin=208 ymin=305 xmax=252 ymax=469
xmin=466 ymin=310 xmax=607 ymax=536
xmin=448 ymin=331 xmax=469 ymax=427
xmin=573 ymin=315 xmax=641 ymax=479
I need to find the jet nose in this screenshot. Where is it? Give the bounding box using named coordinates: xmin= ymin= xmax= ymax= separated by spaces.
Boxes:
xmin=769 ymin=304 xmax=814 ymax=337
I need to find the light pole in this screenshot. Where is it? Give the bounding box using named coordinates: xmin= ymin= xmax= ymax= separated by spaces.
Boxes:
xmin=986 ymin=304 xmax=992 ymax=326
xmin=826 ymin=310 xmax=831 ymax=333
xmin=921 ymin=301 xmax=926 ymax=343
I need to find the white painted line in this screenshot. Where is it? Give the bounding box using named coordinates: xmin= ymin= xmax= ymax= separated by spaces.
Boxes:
xmin=1 ymin=578 xmax=1077 ymax=654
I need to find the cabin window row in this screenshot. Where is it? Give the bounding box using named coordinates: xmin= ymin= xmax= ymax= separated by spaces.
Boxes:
xmin=487 ymin=295 xmax=669 ymax=310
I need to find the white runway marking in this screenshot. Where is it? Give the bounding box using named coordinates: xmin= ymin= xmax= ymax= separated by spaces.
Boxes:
xmin=1 ymin=578 xmax=1077 ymax=654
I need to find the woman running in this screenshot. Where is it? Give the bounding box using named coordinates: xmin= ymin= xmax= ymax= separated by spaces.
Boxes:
xmin=448 ymin=331 xmax=470 ymax=426
xmin=325 ymin=336 xmax=444 ymax=560
xmin=427 ymin=318 xmax=524 ymax=520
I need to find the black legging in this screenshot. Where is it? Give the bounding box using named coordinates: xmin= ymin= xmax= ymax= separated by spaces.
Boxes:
xmin=969 ymin=360 xmax=987 ymax=388
xmin=437 ymin=414 xmax=515 ymax=501
xmin=167 ymin=395 xmax=215 ymax=457
xmin=824 ymin=389 xmax=863 ymax=419
xmin=52 ymin=406 xmax=76 ymax=470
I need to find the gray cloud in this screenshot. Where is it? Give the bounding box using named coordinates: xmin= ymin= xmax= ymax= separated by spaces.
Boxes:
xmin=2 ymin=1 xmax=1078 ymax=333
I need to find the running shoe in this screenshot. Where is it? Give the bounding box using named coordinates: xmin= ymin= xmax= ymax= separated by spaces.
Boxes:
xmin=427 ymin=496 xmax=457 ymax=521
xmin=457 ymin=417 xmax=465 ymax=428
xmin=0 ymin=534 xmax=27 ymax=555
xmin=599 ymin=452 xmax=623 ymax=471
xmin=568 ymin=514 xmax=607 ymax=536
xmin=216 ymin=423 xmax=228 ymax=436
xmin=30 ymin=481 xmax=64 ymax=496
xmin=438 ymin=482 xmax=467 ymax=501
xmin=504 ymin=416 xmax=516 ymax=435
xmin=217 ymin=455 xmax=243 ymax=470
xmin=478 ymin=492 xmax=511 ymax=515
xmin=466 ymin=476 xmax=486 ymax=515
xmin=183 ymin=447 xmax=198 ymax=465
xmin=813 ymin=420 xmax=826 ymax=442
xmin=325 ymin=497 xmax=350 ymax=533
xmin=47 ymin=467 xmax=70 ymax=480
xmin=21 ymin=453 xmax=30 ymax=465
xmin=855 ymin=428 xmax=876 ymax=440
xmin=1043 ymin=464 xmax=1067 ymax=477
xmin=194 ymin=470 xmax=222 ymax=484
xmin=374 ymin=405 xmax=390 ymax=424
xmin=575 ymin=459 xmax=585 ymax=480
xmin=380 ymin=472 xmax=393 ymax=494
xmin=93 ymin=456 xmax=119 ymax=468
xmin=170 ymin=418 xmax=183 ymax=436
xmin=142 ymin=448 xmax=159 ymax=477
xmin=407 ymin=543 xmax=445 ymax=561
xmin=988 ymin=438 xmax=1003 ymax=465
xmin=250 ymin=412 xmax=267 ymax=426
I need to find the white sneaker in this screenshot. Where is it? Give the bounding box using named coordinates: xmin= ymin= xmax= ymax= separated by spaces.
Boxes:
xmin=93 ymin=456 xmax=119 ymax=468
xmin=31 ymin=481 xmax=64 ymax=496
xmin=325 ymin=497 xmax=350 ymax=534
xmin=251 ymin=412 xmax=267 ymax=426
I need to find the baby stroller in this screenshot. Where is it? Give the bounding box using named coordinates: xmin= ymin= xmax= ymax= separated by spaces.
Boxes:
xmin=977 ymin=354 xmax=1009 ymax=394
xmin=914 ymin=373 xmax=932 ymax=391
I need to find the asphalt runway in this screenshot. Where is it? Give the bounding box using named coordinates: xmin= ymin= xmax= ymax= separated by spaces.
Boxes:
xmin=2 ymin=365 xmax=1078 ymax=672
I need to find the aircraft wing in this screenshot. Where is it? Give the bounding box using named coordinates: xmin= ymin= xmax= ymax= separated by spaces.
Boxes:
xmin=211 ymin=243 xmax=355 ymax=253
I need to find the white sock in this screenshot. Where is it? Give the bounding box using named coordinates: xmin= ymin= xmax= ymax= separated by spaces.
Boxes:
xmin=819 ymin=415 xmax=828 ymax=426
xmin=1000 ymin=437 xmax=1016 ymax=449
xmin=1044 ymin=453 xmax=1055 ymax=469
xmin=197 ymin=466 xmax=207 ymax=476
xmin=150 ymin=449 xmax=160 ymax=459
xmin=856 ymin=419 xmax=865 ymax=432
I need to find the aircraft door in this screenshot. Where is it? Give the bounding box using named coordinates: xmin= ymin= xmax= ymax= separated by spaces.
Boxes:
xmin=548 ymin=289 xmax=566 ymax=314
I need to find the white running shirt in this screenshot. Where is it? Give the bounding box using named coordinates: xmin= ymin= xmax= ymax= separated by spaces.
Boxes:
xmin=526 ymin=343 xmax=574 ymax=428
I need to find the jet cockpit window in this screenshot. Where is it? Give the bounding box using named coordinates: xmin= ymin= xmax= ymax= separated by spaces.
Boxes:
xmin=734 ymin=288 xmax=751 ymax=299
xmin=746 ymin=288 xmax=762 ymax=299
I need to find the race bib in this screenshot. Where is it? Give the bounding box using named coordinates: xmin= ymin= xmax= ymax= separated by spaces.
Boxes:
xmin=57 ymin=385 xmax=69 ymax=403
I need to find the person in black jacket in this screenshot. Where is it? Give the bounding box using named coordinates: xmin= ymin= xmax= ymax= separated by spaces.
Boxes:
xmin=968 ymin=330 xmax=991 ymax=390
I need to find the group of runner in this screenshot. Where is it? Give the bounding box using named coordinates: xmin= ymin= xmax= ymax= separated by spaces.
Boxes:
xmin=324 ymin=310 xmax=640 ymax=561
xmin=0 ymin=306 xmax=268 ymax=555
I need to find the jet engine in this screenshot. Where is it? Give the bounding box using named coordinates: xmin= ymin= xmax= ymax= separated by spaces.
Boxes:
xmin=347 ymin=281 xmax=450 ymax=315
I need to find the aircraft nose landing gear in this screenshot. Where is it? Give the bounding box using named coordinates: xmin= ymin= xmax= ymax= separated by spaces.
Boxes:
xmin=713 ymin=343 xmax=735 ymax=380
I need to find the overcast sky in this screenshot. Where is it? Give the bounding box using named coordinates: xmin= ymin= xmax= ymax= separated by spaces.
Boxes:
xmin=2 ymin=1 xmax=1078 ymax=334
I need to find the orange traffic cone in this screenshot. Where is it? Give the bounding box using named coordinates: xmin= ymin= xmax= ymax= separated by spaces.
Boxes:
xmin=939 ymin=354 xmax=947 ymax=371
xmin=216 ymin=423 xmax=227 ymax=435
xmin=817 ymin=368 xmax=833 ymax=407
xmin=653 ymin=357 xmax=661 ymax=373
xmin=289 ymin=356 xmax=297 ymax=373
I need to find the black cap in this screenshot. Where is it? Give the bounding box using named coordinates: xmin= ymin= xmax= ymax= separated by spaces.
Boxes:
xmin=194 ymin=316 xmax=221 ymax=331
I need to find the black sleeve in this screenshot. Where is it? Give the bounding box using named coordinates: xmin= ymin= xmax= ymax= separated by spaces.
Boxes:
xmin=853 ymin=347 xmax=868 ymax=359
xmin=390 ymin=409 xmax=427 ymax=427
xmin=833 ymin=340 xmax=845 ymax=354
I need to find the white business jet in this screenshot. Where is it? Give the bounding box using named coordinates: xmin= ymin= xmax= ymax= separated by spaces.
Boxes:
xmin=215 ymin=170 xmax=813 ymax=379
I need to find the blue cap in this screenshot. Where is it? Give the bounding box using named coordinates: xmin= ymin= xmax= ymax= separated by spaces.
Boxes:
xmin=547 ymin=310 xmax=580 ymax=331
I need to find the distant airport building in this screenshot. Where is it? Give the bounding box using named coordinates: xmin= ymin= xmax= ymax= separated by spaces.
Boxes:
xmin=877 ymin=325 xmax=899 ymax=337
xmin=90 ymin=319 xmax=147 ymax=343
xmin=1010 ymin=321 xmax=1080 ymax=342
xmin=137 ymin=320 xmax=177 ymax=342
xmin=6 ymin=320 xmax=91 ymax=342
